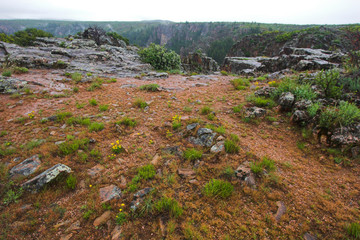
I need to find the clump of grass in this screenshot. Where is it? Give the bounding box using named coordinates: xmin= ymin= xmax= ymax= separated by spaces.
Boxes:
xmin=0 ymin=131 xmax=8 ymax=137
xmin=250 ymin=156 xmax=276 ymax=174
xmin=56 ymin=112 xmax=72 ymax=122
xmin=133 ymin=98 xmax=148 ymax=109
xmin=155 ymin=196 xmax=183 ymax=218
xmin=2 ymin=70 xmax=11 ymax=77
xmin=90 ymin=149 xmax=102 ymax=159
xmin=71 ymin=72 xmax=82 ymax=83
xmin=220 ymin=70 xmax=228 ymax=76
xmin=89 ymin=98 xmax=98 ymax=106
xmin=66 ymin=117 xmax=91 ymax=126
xmin=87 ymin=82 xmax=101 ymax=91
xmin=200 ymin=106 xmax=212 ymax=115
xmin=58 ymin=138 xmax=89 ymax=156
xmin=99 ymin=104 xmax=109 ymax=111
xmin=117 ymin=117 xmax=137 ymax=127
xmin=139 ymin=84 xmax=160 ymax=92
xmin=230 ymin=134 xmax=240 ymax=143
xmin=183 ymin=148 xmax=202 ymax=161
xmin=138 ymin=164 xmax=156 ymax=180
xmin=3 ymin=188 xmax=23 ymax=205
xmin=72 ymin=86 xmax=79 ymax=93
xmin=222 ymin=166 xmax=235 ymax=179
xmin=207 ymin=113 xmax=215 ymax=121
xmin=247 ymin=95 xmax=276 ymax=108
xmin=25 ymin=139 xmax=43 ymax=150
xmin=88 ymin=122 xmax=104 ymax=132
xmin=107 ymin=78 xmax=117 ymax=83
xmin=183 ymin=106 xmax=192 ymax=112
xmin=115 ymin=212 xmax=127 ymax=225
xmin=230 ymin=78 xmax=250 ymax=90
xmin=215 ymin=126 xmax=226 ymax=134
xmin=172 ymin=114 xmax=181 ymax=130
xmin=203 ymin=179 xmax=234 ymax=198
xmin=77 ymin=151 xmax=88 ymax=163
xmin=76 ymin=102 xmax=86 ymax=109
xmin=224 ymin=139 xmax=240 ymax=154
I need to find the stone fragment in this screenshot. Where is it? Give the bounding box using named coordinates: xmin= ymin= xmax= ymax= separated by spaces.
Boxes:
xmin=99 ymin=185 xmax=122 ymax=203
xmin=87 ymin=165 xmax=105 ymax=177
xmin=177 ymin=168 xmax=195 ymax=178
xmin=93 ymin=211 xmax=112 ymax=227
xmin=210 ymin=141 xmax=224 ymax=153
xmin=111 ymin=225 xmax=122 ymax=240
xmin=274 ymin=201 xmax=286 ymax=221
xmin=10 ymin=155 xmax=41 ymax=178
xmin=151 ymin=154 xmax=161 ymax=165
xmin=245 ymin=107 xmax=266 ymax=118
xmin=278 ymin=92 xmax=295 ymax=110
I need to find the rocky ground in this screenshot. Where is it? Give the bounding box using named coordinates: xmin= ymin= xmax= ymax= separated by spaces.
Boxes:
xmin=0 ymin=68 xmax=359 ymax=240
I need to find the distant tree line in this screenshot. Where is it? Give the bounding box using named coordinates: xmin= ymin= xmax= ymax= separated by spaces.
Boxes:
xmin=0 ymin=28 xmax=53 ymax=46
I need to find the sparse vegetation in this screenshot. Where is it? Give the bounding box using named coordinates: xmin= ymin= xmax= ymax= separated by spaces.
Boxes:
xmin=88 ymin=122 xmax=104 ymax=132
xmin=133 ymin=98 xmax=148 ymax=109
xmin=183 ymin=148 xmax=203 ymax=161
xmin=139 ymin=84 xmax=160 ymax=92
xmin=203 ymin=179 xmax=234 ymax=199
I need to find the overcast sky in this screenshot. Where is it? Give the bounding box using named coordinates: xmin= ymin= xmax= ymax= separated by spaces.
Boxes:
xmin=1 ymin=0 xmax=359 ymax=24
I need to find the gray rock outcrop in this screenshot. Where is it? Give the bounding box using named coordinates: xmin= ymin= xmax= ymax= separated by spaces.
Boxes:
xmin=10 ymin=155 xmax=41 ymax=178
xmin=181 ymin=51 xmax=219 ymax=74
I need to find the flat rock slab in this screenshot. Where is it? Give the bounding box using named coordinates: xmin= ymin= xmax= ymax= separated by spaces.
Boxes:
xmin=177 ymin=168 xmax=196 ymax=179
xmin=210 ymin=141 xmax=224 ymax=153
xmin=87 ymin=164 xmax=105 ymax=177
xmin=274 ymin=201 xmax=287 ymax=221
xmin=93 ymin=210 xmax=112 ymax=227
xmin=99 ymin=185 xmax=122 ymax=203
xmin=22 ymin=163 xmax=71 ymax=192
xmin=10 ymin=155 xmax=41 ymax=178
xmin=303 ymin=233 xmax=317 ymax=240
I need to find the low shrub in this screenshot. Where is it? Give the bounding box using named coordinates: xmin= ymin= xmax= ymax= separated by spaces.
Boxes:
xmin=14 ymin=67 xmax=29 ymax=74
xmin=2 ymin=71 xmax=12 ymax=77
xmin=58 ymin=138 xmax=89 ymax=156
xmin=230 ymin=78 xmax=250 ymax=90
xmin=117 ymin=117 xmax=137 ymax=127
xmin=247 ymin=95 xmax=276 ymax=108
xmin=88 ymin=122 xmax=104 ymax=132
xmin=138 ymin=164 xmax=156 ymax=180
xmin=66 ymin=174 xmax=77 ymax=190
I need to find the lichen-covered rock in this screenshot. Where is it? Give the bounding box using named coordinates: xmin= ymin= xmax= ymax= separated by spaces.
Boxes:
xmin=0 ymin=76 xmax=28 ymax=94
xmin=189 ymin=128 xmax=216 ymax=147
xmin=182 ymin=51 xmax=219 ymax=74
xmin=278 ymin=92 xmax=295 ymax=110
xmin=330 ymin=124 xmax=360 ymax=146
xmin=210 ymin=141 xmax=224 ymax=153
xmin=291 ymin=110 xmax=309 ymax=124
xmin=254 ymin=86 xmax=276 ymax=98
xmin=245 ymin=107 xmax=266 ymax=118
xmin=130 ymin=187 xmax=153 ymax=211
xmin=99 ymin=185 xmax=122 ymax=203
xmin=22 ymin=164 xmax=71 ymax=192
xmin=10 ymin=155 xmax=41 ymax=178
xmin=235 ymin=162 xmax=251 ymax=180
xmin=294 ymin=100 xmax=312 ymax=110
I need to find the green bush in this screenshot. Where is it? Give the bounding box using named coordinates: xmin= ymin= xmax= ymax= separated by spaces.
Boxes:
xmin=271 ymin=78 xmax=317 ymax=101
xmin=155 ymin=196 xmax=183 ymax=218
xmin=3 ymin=188 xmax=23 ymax=205
xmin=88 ymin=122 xmax=104 ymax=132
xmin=13 ymin=28 xmax=53 ymax=46
xmin=319 ymin=101 xmax=360 ymax=130
xmin=203 ymin=179 xmax=234 ymax=199
xmin=107 ymin=32 xmax=129 ymax=45
xmin=138 ymin=164 xmax=156 ymax=180
xmin=314 ymin=69 xmax=342 ymax=99
xmin=138 ymin=43 xmax=181 ymax=71
xmin=66 ymin=174 xmax=77 ymax=190
xmin=247 ymin=95 xmax=276 ymax=108
xmin=307 ymin=102 xmax=320 ymax=118
xmin=183 ymin=148 xmax=203 ymax=161
xmin=139 ymin=84 xmax=160 ymax=92
xmin=347 ymin=222 xmax=360 ymax=239
xmin=2 ymin=71 xmax=11 ymax=77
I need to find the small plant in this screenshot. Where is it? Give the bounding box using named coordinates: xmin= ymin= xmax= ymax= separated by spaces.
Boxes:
xmin=138 ymin=164 xmax=156 ymax=180
xmin=89 ymin=98 xmax=98 ymax=106
xmin=83 ymin=209 xmax=94 ymax=220
xmin=58 ymin=138 xmax=89 ymax=156
xmin=2 ymin=70 xmax=11 ymax=77
xmin=183 ymin=148 xmax=203 ymax=161
xmin=250 ymin=162 xmax=263 ymax=174
xmin=183 ymin=106 xmax=192 ymax=112
xmin=172 ymin=114 xmax=181 ymax=130
xmin=87 ymin=82 xmax=101 ymax=91
xmin=155 ymin=196 xmax=183 ymax=218
xmin=0 ymin=131 xmax=7 ymax=137
xmin=233 ymin=104 xmax=244 ymax=113
xmin=66 ymin=117 xmax=91 ymax=126
xmin=111 ymin=140 xmax=124 ymax=154
xmin=261 ymin=156 xmax=276 ymax=171
xmin=220 ymin=70 xmax=228 ymax=76
xmin=247 ymin=95 xmax=276 ymax=108
xmin=107 ymin=78 xmax=117 ymax=83
xmin=66 ymin=174 xmax=77 ymax=190
xmin=90 ymin=149 xmax=102 ymax=159
xmin=207 ymin=113 xmax=215 ymax=121
xmin=314 ymin=69 xmax=342 ymax=99
xmin=25 ymin=139 xmax=43 ymax=150
xmin=133 ymin=98 xmax=148 ymax=109
xmin=203 ymin=179 xmax=234 ymax=199
xmin=115 ymin=212 xmax=127 ymax=225
xmin=3 ymin=188 xmax=23 ymax=205
xmin=76 ymin=102 xmax=85 ymax=109
xmin=268 ymin=81 xmax=279 ymax=87
xmin=222 ymin=166 xmax=235 ymax=179
xmin=224 ymin=139 xmax=240 ymax=154
xmin=117 ymin=117 xmax=137 ymax=127
xmin=56 ymin=111 xmax=72 ymax=122
xmin=200 ymin=106 xmax=212 ymax=115
xmin=28 ymin=111 xmax=35 ymax=119
xmin=72 ymin=86 xmax=79 ymax=93
xmin=99 ymin=104 xmax=109 ymax=111
xmin=139 ymin=84 xmax=160 ymax=92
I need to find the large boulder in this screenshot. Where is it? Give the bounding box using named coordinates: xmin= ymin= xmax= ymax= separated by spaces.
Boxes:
xmin=254 ymin=86 xmax=276 ymax=98
xmin=278 ymin=92 xmax=295 ymax=110
xmin=182 ymin=51 xmax=219 ymax=74
xmin=21 ymin=164 xmax=71 ymax=192
xmin=245 ymin=107 xmax=266 ymax=118
xmin=331 ymin=123 xmax=360 ymax=146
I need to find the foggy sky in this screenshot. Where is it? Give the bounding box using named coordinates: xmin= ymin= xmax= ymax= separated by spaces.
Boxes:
xmin=1 ymin=0 xmax=359 ymax=24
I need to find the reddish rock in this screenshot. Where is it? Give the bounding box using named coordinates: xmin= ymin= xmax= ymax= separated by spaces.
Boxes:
xmin=87 ymin=164 xmax=105 ymax=177
xmin=274 ymin=201 xmax=286 ymax=221
xmin=99 ymin=185 xmax=122 ymax=203
xmin=177 ymin=168 xmax=195 ymax=179
xmin=93 ymin=211 xmax=112 ymax=227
